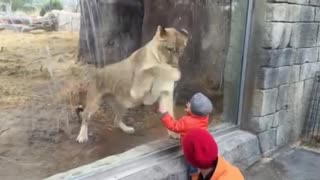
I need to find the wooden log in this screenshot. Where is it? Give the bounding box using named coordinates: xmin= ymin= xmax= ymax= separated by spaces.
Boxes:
xmin=0 ymin=17 xmax=31 ymax=25
xmin=0 ymin=12 xmax=58 ymax=32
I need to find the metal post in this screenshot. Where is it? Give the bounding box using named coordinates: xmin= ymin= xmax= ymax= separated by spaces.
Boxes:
xmin=237 ymin=0 xmax=254 ymax=125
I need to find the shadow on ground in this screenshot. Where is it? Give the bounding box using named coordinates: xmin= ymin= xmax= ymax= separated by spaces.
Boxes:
xmin=245 ymin=148 xmax=320 ymax=180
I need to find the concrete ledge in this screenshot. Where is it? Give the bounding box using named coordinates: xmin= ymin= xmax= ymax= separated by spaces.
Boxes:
xmin=46 ymin=129 xmax=260 ymax=180
xmin=218 ymin=130 xmax=261 ymax=171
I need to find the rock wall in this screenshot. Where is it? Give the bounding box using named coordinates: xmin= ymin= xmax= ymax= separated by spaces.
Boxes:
xmin=244 ymin=0 xmax=320 ymax=156
xmin=51 ymin=10 xmax=80 ymax=32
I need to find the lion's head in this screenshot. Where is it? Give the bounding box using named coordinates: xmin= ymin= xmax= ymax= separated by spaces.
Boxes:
xmin=153 ymin=25 xmax=189 ymax=66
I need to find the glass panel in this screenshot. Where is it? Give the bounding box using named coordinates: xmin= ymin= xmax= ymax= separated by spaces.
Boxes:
xmin=223 ymin=0 xmax=249 ymax=124
xmin=0 ymin=0 xmax=247 ymax=178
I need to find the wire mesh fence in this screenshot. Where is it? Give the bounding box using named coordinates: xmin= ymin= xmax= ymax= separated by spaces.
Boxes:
xmin=303 ymin=71 xmax=320 ymax=143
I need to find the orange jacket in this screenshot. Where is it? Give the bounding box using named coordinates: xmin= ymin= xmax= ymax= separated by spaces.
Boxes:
xmin=161 ymin=113 xmax=209 ymax=140
xmin=208 ymin=156 xmax=244 ymax=180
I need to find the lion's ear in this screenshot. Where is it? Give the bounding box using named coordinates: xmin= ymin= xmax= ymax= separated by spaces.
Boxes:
xmin=180 ymin=28 xmax=189 ymax=37
xmin=157 ymin=25 xmax=167 ymax=39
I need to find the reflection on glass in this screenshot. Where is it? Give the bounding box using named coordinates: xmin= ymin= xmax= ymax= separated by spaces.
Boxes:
xmin=0 ymin=0 xmax=247 ymax=179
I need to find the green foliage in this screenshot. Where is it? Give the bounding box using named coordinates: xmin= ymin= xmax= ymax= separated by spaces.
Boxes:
xmin=0 ymin=0 xmax=10 ymax=3
xmin=12 ymin=0 xmax=28 ymax=11
xmin=20 ymin=4 xmax=36 ymax=12
xmin=39 ymin=0 xmax=62 ymax=16
xmin=0 ymin=0 xmax=34 ymax=11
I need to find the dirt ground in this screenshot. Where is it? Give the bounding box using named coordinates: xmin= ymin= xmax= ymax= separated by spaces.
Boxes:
xmin=0 ymin=30 xmax=221 ymax=180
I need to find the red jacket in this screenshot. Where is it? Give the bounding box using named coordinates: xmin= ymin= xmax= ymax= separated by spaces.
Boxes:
xmin=161 ymin=112 xmax=209 ymax=140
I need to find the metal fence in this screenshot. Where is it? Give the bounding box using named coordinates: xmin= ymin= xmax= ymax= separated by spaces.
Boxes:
xmin=303 ymin=71 xmax=320 ymax=142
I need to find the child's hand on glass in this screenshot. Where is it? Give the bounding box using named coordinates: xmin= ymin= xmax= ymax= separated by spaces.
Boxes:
xmin=158 ymin=104 xmax=168 ymax=114
xmin=185 ymin=102 xmax=191 ymax=113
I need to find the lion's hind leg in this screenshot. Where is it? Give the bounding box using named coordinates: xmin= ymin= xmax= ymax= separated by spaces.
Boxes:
xmin=76 ymin=87 xmax=102 ymax=143
xmin=108 ymin=97 xmax=135 ymax=134
xmin=75 ymin=105 xmax=84 ymax=123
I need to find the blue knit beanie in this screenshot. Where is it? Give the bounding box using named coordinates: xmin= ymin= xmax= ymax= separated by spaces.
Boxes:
xmin=190 ymin=92 xmax=213 ymax=116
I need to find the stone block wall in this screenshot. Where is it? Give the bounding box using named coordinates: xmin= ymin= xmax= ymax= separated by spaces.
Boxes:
xmin=51 ymin=10 xmax=80 ymax=32
xmin=246 ymin=0 xmax=320 ymax=155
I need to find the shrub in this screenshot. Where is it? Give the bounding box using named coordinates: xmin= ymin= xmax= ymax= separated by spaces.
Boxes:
xmin=20 ymin=5 xmax=37 ymax=13
xmin=40 ymin=0 xmax=63 ymax=16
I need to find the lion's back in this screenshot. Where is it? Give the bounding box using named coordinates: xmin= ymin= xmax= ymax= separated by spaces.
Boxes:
xmin=94 ymin=42 xmax=162 ymax=97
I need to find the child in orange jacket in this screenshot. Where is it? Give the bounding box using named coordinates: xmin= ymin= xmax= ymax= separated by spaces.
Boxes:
xmin=159 ymin=92 xmax=213 ymax=180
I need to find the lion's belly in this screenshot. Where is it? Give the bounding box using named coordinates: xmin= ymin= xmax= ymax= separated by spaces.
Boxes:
xmin=96 ymin=62 xmax=142 ymax=108
xmin=115 ymin=96 xmax=141 ymax=108
xmin=98 ymin=62 xmax=134 ymax=92
xmin=111 ymin=78 xmax=132 ymax=94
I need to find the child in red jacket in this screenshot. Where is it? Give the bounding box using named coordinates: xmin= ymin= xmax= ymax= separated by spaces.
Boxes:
xmin=159 ymin=92 xmax=213 ymax=180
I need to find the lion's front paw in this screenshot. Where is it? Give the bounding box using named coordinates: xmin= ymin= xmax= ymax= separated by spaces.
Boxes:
xmin=172 ymin=69 xmax=181 ymax=81
xmin=76 ymin=133 xmax=88 ymax=143
xmin=76 ymin=125 xmax=89 ymax=143
xmin=119 ymin=121 xmax=135 ymax=134
xmin=124 ymin=127 xmax=135 ymax=134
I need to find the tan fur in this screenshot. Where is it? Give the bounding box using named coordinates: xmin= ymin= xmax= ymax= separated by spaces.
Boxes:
xmin=76 ymin=26 xmax=188 ymax=143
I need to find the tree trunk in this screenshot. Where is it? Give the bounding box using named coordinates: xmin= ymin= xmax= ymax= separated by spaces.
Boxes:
xmin=78 ymin=0 xmax=144 ymax=67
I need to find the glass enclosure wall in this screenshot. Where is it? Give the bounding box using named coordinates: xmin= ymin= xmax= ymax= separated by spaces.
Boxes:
xmin=0 ymin=0 xmax=248 ymax=179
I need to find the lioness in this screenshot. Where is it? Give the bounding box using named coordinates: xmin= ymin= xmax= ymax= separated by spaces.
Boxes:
xmin=76 ymin=25 xmax=188 ymax=143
